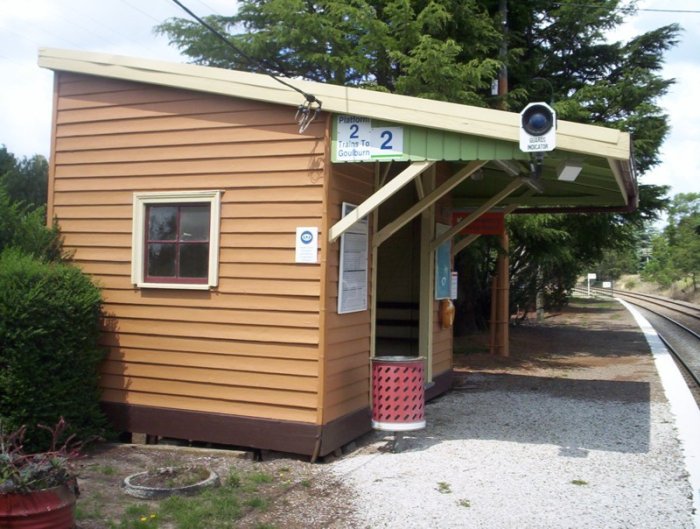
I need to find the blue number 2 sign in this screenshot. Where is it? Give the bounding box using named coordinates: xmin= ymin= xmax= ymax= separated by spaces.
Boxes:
xmin=380 ymin=130 xmax=393 ymax=150
xmin=370 ymin=127 xmax=403 ymax=159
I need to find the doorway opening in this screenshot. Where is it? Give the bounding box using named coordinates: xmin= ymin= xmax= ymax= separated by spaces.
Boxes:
xmin=374 ymin=184 xmax=421 ymax=358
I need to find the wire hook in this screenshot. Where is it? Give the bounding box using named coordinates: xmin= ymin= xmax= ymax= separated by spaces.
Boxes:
xmin=295 ymin=98 xmax=322 ymax=133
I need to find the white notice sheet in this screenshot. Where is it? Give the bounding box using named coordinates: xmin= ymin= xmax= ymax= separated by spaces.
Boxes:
xmin=337 ymin=203 xmax=369 ymax=313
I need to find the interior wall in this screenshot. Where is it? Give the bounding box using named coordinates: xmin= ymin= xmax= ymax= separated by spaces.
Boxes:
xmin=375 ymin=183 xmax=421 ymax=356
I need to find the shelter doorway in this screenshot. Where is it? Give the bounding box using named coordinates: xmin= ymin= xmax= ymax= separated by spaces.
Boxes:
xmin=374 ymin=184 xmax=421 ymax=358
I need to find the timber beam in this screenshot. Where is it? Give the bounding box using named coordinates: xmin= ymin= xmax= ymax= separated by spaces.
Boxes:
xmin=328 ymin=160 xmax=435 ymax=243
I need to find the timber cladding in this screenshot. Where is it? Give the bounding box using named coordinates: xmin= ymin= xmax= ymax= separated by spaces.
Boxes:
xmin=322 ymin=163 xmax=375 ymax=424
xmin=50 ymin=72 xmax=328 ymax=426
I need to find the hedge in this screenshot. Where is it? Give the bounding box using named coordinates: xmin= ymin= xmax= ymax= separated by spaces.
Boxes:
xmin=0 ymin=249 xmax=105 ymax=450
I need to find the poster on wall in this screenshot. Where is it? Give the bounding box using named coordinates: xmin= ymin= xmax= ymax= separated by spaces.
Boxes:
xmin=295 ymin=227 xmax=318 ymax=264
xmin=337 ymin=203 xmax=369 ymax=314
xmin=435 ymin=223 xmax=452 ymax=300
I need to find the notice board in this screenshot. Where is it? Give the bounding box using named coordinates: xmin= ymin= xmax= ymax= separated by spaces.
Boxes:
xmin=337 ymin=203 xmax=369 ymax=314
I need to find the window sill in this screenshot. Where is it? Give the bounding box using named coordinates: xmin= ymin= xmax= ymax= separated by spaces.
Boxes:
xmin=136 ymin=282 xmax=213 ymax=291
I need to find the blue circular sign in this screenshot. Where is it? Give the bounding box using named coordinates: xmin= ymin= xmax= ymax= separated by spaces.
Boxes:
xmin=300 ymin=230 xmax=314 ymax=244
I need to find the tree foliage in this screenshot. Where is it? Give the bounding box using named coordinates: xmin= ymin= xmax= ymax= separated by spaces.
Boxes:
xmin=0 ymin=188 xmax=63 ymax=262
xmin=0 ymin=145 xmax=60 ymax=261
xmin=157 ymin=0 xmax=503 ymax=104
xmin=642 ymin=193 xmax=700 ymax=290
xmin=0 ymin=145 xmax=48 ymax=210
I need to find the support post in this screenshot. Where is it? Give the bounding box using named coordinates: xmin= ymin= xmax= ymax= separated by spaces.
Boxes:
xmin=419 ymin=167 xmax=436 ymax=382
xmin=490 ymin=230 xmax=510 ymax=357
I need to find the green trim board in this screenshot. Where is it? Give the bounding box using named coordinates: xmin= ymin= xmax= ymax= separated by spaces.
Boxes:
xmin=332 ymin=114 xmax=526 ymax=163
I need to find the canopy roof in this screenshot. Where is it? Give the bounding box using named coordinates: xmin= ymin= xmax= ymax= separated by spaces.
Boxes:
xmin=39 ymin=48 xmax=637 ymax=213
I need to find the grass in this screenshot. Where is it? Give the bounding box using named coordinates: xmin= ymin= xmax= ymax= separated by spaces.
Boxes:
xmin=76 ymin=489 xmax=109 ymax=521
xmin=110 ymin=504 xmax=159 ymax=529
xmin=82 ymin=467 xmax=282 ymax=529
xmin=99 ymin=465 xmax=117 ymax=476
xmin=436 ymin=481 xmax=452 ymax=494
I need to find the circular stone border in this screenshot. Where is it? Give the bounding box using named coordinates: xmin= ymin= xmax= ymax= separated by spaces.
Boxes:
xmin=122 ymin=468 xmax=220 ymax=499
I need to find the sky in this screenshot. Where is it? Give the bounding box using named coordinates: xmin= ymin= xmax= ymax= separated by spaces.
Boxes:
xmin=0 ymin=0 xmax=698 ymax=200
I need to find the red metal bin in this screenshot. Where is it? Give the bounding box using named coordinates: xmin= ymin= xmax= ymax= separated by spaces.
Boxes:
xmin=371 ymin=356 xmax=426 ymax=431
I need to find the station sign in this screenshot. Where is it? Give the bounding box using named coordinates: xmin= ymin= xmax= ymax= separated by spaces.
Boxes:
xmin=335 ymin=115 xmax=404 ymax=162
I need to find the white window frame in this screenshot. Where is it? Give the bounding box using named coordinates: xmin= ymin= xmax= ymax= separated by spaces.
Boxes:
xmin=131 ymin=190 xmax=223 ymax=290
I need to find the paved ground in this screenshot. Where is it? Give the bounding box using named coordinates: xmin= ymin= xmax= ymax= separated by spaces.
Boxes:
xmin=330 ymin=298 xmax=697 ymax=528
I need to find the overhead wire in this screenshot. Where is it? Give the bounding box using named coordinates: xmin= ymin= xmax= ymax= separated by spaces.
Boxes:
xmin=168 ymin=0 xmax=322 ymax=133
xmin=119 ymin=0 xmax=164 ymax=23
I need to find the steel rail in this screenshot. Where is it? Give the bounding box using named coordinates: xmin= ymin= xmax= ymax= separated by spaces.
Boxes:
xmin=589 ymin=287 xmax=700 ymax=321
xmin=657 ymin=333 xmax=700 ymax=390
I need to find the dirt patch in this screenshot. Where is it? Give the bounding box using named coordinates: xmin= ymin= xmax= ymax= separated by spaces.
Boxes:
xmin=453 ymin=298 xmax=664 ymax=401
xmin=75 ymin=444 xmax=357 ymax=528
xmin=455 ymin=299 xmax=644 ymax=373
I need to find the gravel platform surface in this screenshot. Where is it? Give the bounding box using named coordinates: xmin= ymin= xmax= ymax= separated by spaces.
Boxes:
xmin=331 ymin=301 xmax=695 ymax=529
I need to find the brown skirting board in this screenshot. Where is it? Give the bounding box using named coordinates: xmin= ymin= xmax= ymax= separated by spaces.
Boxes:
xmin=101 ymin=369 xmax=452 ymax=458
xmin=101 ymin=401 xmax=372 ymax=458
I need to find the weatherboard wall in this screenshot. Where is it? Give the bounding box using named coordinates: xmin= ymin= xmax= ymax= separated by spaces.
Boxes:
xmin=48 ymin=72 xmax=327 ymax=426
xmin=321 ymin=162 xmax=375 ymax=424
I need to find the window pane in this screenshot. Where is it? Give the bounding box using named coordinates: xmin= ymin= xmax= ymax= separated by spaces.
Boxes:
xmin=148 ymin=206 xmax=177 ymax=240
xmin=179 ymin=243 xmax=209 ymax=278
xmin=180 ymin=206 xmax=210 ymax=241
xmin=147 ymin=243 xmax=176 ymax=277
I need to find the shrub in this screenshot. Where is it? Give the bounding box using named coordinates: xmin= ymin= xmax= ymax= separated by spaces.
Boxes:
xmin=0 ymin=249 xmax=105 ymax=450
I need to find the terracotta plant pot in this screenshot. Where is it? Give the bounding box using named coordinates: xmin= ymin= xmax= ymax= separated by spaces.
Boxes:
xmin=0 ymin=482 xmax=77 ymax=529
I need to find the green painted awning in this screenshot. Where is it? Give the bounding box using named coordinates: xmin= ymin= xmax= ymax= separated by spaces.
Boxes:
xmin=331 ymin=114 xmax=635 ymax=212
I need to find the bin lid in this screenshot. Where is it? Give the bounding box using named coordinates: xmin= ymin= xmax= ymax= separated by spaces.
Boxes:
xmin=372 ymin=356 xmax=424 ymax=362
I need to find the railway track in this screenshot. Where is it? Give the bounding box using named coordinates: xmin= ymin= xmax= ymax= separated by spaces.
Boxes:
xmin=589 ymin=286 xmax=700 ymax=321
xmin=574 ymin=286 xmax=700 ymax=400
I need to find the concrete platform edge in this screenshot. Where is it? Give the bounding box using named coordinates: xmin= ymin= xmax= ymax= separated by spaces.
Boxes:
xmin=619 ymin=298 xmax=700 ymax=528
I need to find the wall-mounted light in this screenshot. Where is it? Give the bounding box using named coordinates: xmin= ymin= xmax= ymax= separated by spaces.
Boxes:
xmin=556 ymin=160 xmax=583 ymax=182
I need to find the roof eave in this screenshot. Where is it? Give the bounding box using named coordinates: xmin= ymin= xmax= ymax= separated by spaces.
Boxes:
xmin=38 ymin=47 xmax=634 ymax=162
